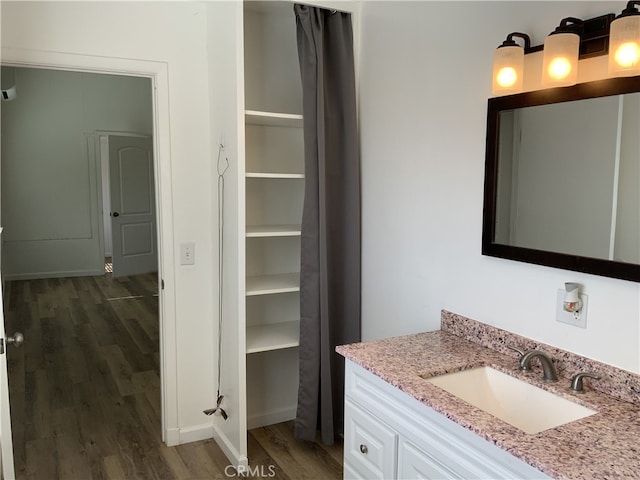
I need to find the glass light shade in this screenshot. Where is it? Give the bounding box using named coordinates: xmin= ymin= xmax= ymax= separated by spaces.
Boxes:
xmin=609 ymin=14 xmax=640 ymax=76
xmin=492 ymin=45 xmax=524 ymax=95
xmin=542 ymin=32 xmax=580 ymax=87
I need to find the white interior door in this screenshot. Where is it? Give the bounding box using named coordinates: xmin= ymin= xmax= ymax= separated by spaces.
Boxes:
xmin=0 ymin=228 xmax=16 ymax=480
xmin=109 ymin=135 xmax=158 ymax=278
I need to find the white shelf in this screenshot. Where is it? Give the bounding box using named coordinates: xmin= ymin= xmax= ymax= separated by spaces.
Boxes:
xmin=246 ymin=172 xmax=304 ymax=179
xmin=246 ymin=320 xmax=300 ymax=354
xmin=246 ymin=225 xmax=301 ymax=237
xmin=246 ymin=273 xmax=300 ymax=296
xmin=245 ymin=110 xmax=303 ymax=128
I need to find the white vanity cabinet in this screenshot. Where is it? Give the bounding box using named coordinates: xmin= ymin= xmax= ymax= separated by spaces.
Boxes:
xmin=344 ymin=361 xmax=551 ymax=480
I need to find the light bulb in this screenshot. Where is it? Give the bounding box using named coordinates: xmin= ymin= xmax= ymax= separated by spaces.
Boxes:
xmin=614 ymin=41 xmax=640 ymax=67
xmin=547 ymin=57 xmax=573 ymax=80
xmin=496 ymin=66 xmax=518 ymax=88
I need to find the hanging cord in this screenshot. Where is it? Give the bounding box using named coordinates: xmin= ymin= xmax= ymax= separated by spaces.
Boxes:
xmin=204 ymin=142 xmax=229 ymax=421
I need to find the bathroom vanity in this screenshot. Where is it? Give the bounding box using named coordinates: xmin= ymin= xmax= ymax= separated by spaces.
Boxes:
xmin=343 ymin=361 xmax=549 ymax=479
xmin=337 ymin=311 xmax=640 ymax=479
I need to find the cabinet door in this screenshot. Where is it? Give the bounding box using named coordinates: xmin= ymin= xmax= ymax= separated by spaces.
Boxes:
xmin=398 ymin=438 xmax=458 ymax=480
xmin=344 ymin=399 xmax=397 ymax=480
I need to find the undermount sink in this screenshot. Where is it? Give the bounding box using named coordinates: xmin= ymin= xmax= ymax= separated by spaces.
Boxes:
xmin=423 ymin=366 xmax=597 ymax=434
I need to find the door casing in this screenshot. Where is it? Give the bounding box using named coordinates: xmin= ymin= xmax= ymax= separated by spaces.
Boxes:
xmin=0 ymin=229 xmax=16 ymax=479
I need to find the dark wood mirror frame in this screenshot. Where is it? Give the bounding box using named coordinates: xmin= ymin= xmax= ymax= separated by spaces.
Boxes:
xmin=482 ymin=75 xmax=640 ymax=283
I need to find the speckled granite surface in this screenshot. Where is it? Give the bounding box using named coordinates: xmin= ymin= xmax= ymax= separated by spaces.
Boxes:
xmin=336 ymin=311 xmax=640 ymax=480
xmin=441 ymin=310 xmax=640 ymax=406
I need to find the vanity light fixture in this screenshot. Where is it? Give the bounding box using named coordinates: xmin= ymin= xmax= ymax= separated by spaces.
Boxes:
xmin=609 ymin=1 xmax=640 ymax=76
xmin=492 ymin=11 xmax=618 ymax=95
xmin=492 ymin=32 xmax=531 ymax=94
xmin=542 ymin=18 xmax=582 ymax=87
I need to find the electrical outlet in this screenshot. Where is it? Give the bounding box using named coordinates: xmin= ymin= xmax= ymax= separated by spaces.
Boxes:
xmin=180 ymin=242 xmax=195 ymax=265
xmin=556 ymin=289 xmax=588 ymax=328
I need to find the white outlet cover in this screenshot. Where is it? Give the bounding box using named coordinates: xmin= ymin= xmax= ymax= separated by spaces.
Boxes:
xmin=556 ymin=289 xmax=588 ymax=328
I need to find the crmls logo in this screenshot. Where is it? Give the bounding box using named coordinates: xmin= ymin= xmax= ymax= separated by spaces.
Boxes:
xmin=224 ymin=464 xmax=277 ymax=478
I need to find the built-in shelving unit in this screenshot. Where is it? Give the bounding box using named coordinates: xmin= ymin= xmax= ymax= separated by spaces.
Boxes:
xmin=243 ymin=0 xmax=303 ymax=430
xmin=245 ymin=172 xmax=304 ymax=179
xmin=245 ymin=109 xmax=303 ymax=128
xmin=246 ymin=272 xmax=300 ymax=296
xmin=246 ymin=224 xmax=301 ymax=237
xmin=246 ymin=320 xmax=300 ymax=354
xmin=209 ymin=1 xmax=358 ymax=469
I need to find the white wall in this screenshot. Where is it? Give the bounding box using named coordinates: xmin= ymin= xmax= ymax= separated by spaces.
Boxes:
xmin=359 ymin=1 xmax=640 ymax=372
xmin=1 ymin=67 xmax=152 ymax=279
xmin=1 ymin=1 xmax=216 ymax=438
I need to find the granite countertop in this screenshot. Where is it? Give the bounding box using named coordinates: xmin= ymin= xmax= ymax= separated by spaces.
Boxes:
xmin=337 ymin=314 xmax=640 ymax=480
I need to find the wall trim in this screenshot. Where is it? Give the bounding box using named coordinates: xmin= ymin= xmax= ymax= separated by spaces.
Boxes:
xmin=3 ymin=269 xmax=105 ymax=281
xmin=177 ymin=422 xmax=214 ymax=445
xmin=213 ymin=424 xmax=250 ymax=470
xmin=165 ymin=427 xmax=181 ymax=447
xmin=174 ymin=421 xmax=251 ymax=470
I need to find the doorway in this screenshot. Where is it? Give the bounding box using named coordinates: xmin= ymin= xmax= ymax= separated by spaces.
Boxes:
xmin=0 ymin=66 xmax=163 ymax=476
xmin=0 ymin=50 xmax=177 ymax=458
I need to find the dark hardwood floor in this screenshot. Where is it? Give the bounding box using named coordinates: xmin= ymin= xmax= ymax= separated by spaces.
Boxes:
xmin=4 ymin=273 xmax=342 ymax=479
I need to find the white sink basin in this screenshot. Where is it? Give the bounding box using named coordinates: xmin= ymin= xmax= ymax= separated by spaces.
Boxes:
xmin=424 ymin=366 xmax=597 ymax=434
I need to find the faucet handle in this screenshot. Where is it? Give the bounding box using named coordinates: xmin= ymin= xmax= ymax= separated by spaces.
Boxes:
xmin=506 ymin=344 xmax=525 ymax=357
xmin=570 ymin=372 xmax=600 ymax=394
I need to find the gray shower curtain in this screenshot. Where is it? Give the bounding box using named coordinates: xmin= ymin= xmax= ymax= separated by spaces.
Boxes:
xmin=293 ymin=4 xmax=361 ymax=444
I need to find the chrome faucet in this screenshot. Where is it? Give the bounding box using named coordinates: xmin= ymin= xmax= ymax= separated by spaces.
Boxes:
xmin=519 ymin=350 xmax=558 ymax=383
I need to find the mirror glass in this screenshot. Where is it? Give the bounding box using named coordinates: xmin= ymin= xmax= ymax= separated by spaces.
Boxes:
xmin=483 ymin=76 xmax=640 ymax=282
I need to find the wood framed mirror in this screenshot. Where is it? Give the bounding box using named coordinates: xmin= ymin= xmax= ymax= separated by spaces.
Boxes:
xmin=482 ymin=75 xmax=640 ymax=282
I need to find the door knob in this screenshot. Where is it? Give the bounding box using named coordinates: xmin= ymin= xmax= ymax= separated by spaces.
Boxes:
xmin=112 ymin=212 xmax=120 ymax=217
xmin=7 ymin=332 xmax=24 ymax=347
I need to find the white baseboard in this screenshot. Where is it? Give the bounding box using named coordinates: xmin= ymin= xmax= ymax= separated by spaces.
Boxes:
xmin=165 ymin=411 xmax=294 ymax=469
xmin=212 ymin=424 xmax=249 ymax=470
xmin=165 ymin=427 xmax=181 ymax=447
xmin=247 ymin=405 xmax=297 ymax=430
xmin=176 ymin=422 xmax=215 ymax=445
xmin=3 ymin=268 xmax=105 ymax=281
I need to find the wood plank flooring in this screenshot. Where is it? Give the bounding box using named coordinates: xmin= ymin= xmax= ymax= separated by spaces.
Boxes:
xmin=4 ymin=273 xmax=343 ymax=479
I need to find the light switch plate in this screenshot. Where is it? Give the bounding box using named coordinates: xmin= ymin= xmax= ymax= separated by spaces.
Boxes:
xmin=556 ymin=289 xmax=588 ymax=328
xmin=180 ymin=242 xmax=195 ymax=265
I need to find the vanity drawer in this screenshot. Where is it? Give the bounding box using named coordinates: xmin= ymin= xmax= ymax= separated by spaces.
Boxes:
xmin=344 ymin=399 xmax=397 ymax=480
xmin=398 ymin=438 xmax=458 ymax=480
